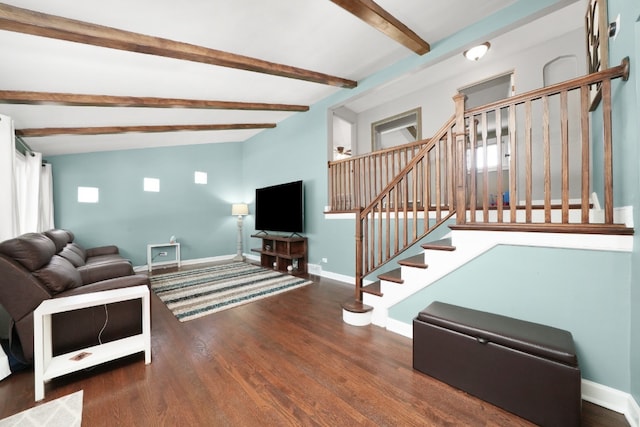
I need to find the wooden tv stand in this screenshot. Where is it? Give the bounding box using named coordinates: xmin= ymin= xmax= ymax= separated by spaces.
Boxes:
xmin=251 ymin=234 xmax=307 ymax=276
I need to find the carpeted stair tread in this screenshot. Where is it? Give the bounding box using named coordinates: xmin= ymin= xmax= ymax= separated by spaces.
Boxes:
xmin=378 ymin=268 xmax=403 ymax=284
xmin=398 ymin=254 xmax=428 ymax=269
xmin=421 ymin=238 xmax=456 ymax=251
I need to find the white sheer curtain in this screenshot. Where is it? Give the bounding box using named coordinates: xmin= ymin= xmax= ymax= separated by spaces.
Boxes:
xmin=39 ymin=163 xmax=55 ymax=232
xmin=0 ymin=113 xmax=54 ymax=241
xmin=0 ymin=114 xmax=16 ymax=376
xmin=0 ymin=114 xmax=55 ymax=370
xmin=14 ymin=151 xmax=54 ymax=234
xmin=0 ymin=114 xmax=19 ymax=242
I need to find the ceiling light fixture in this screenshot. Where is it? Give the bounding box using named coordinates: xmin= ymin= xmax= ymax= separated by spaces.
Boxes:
xmin=463 ymin=42 xmax=491 ymax=61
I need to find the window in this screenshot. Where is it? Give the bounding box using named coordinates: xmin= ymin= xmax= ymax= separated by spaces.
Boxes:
xmin=144 ymin=177 xmax=160 ymax=192
xmin=371 ymin=108 xmax=421 ymax=151
xmin=78 ymin=186 xmax=99 ymax=203
xmin=467 ymin=144 xmax=500 ymax=171
xmin=194 ymin=171 xmax=207 ymax=184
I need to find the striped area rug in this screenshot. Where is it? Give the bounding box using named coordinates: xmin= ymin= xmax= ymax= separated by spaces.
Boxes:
xmin=150 ymin=262 xmax=312 ymax=322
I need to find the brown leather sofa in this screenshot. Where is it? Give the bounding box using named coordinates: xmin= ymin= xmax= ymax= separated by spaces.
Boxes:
xmin=0 ymin=229 xmax=149 ymax=364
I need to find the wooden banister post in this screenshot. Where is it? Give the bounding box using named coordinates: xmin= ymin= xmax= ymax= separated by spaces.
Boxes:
xmin=355 ymin=208 xmax=364 ymax=301
xmin=453 ymin=92 xmax=467 ymax=225
xmin=354 ymin=158 xmax=361 ymax=210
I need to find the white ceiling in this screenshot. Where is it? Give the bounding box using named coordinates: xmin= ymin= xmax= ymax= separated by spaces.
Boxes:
xmin=342 ymin=0 xmax=587 ymax=114
xmin=0 ymin=0 xmax=582 ymax=156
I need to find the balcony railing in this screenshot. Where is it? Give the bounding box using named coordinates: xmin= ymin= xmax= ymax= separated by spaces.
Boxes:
xmin=328 ymin=139 xmax=430 ymax=211
xmin=454 ymin=57 xmax=630 ymax=232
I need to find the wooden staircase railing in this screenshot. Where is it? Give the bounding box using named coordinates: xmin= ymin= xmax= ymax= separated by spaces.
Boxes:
xmin=354 ymin=117 xmax=457 ymax=301
xmin=341 ymin=57 xmax=631 ymax=306
xmin=454 ymin=57 xmax=631 ymax=231
xmin=328 ymin=139 xmax=430 ymax=211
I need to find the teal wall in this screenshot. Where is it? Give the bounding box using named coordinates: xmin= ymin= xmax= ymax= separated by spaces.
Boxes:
xmin=634 ymin=9 xmax=640 ymax=408
xmin=568 ymin=0 xmax=639 ymax=397
xmin=607 ymin=0 xmax=640 ymax=403
xmin=46 ymin=142 xmax=244 ymax=266
xmin=389 ymin=245 xmax=631 ymax=390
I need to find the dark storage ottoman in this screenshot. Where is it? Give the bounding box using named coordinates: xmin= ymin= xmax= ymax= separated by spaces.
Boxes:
xmin=413 ymin=301 xmax=581 ymax=427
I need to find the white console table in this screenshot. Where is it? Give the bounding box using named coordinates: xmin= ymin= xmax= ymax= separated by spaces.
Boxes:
xmin=147 ymin=242 xmax=181 ymax=272
xmin=33 ymin=285 xmax=151 ymax=401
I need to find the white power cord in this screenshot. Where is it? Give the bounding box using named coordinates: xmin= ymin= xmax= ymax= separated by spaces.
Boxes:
xmin=97 ymin=304 xmax=108 ymax=345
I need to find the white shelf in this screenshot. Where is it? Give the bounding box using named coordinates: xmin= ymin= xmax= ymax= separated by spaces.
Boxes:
xmin=43 ymin=335 xmax=146 ymax=380
xmin=147 ymin=242 xmax=181 ymax=272
xmin=36 ymin=286 xmax=149 ymax=314
xmin=33 ymin=285 xmax=151 ymax=401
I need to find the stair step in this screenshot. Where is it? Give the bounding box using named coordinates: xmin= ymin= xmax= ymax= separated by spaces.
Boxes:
xmin=422 ymin=237 xmax=456 ymax=251
xmin=449 ymin=223 xmax=634 ymax=235
xmin=398 ymin=254 xmax=428 ymax=269
xmin=378 ymin=268 xmax=404 ymax=284
xmin=362 ymin=281 xmax=383 ymax=297
xmin=341 ymin=299 xmax=373 ymax=313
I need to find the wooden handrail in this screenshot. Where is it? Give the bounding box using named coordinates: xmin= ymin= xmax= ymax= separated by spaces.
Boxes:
xmin=457 ymin=57 xmax=630 ymax=228
xmin=327 ymin=138 xmax=430 ymax=211
xmin=463 ymin=57 xmax=629 ymax=115
xmin=329 ymin=138 xmax=430 ymax=164
xmin=354 ymin=116 xmax=457 ymax=299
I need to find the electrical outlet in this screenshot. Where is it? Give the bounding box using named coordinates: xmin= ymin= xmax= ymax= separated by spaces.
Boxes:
xmin=159 ymin=251 xmax=168 ymax=256
xmin=322 ymin=257 xmax=328 ymax=263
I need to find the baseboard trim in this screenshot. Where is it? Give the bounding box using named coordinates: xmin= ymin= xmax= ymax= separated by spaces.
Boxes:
xmin=386 ymin=318 xmax=413 ymax=338
xmin=582 ymin=379 xmax=640 ymax=427
xmin=319 ymin=269 xmax=353 ymax=286
xmin=134 ymin=254 xmax=237 ymax=272
xmin=628 ymin=394 xmax=640 ymax=427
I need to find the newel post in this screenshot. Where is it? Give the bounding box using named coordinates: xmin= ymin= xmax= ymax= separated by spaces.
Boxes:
xmin=453 ymin=92 xmax=467 ymax=225
xmin=354 ymin=208 xmax=363 ymax=301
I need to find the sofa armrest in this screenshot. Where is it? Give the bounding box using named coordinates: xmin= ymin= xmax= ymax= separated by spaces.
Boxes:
xmin=57 ymin=274 xmax=149 ymax=298
xmin=77 ymin=260 xmax=134 ymax=285
xmin=85 ymin=245 xmax=119 ymax=257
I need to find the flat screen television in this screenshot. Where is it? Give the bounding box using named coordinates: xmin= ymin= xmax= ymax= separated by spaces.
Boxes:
xmin=255 ymin=180 xmax=304 ymax=234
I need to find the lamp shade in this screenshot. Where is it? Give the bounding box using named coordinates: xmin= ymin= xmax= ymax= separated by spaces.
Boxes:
xmin=231 ymin=203 xmax=249 ymax=216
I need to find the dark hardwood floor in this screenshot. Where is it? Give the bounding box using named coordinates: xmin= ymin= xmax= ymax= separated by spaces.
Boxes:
xmin=0 ymin=266 xmax=630 ymax=426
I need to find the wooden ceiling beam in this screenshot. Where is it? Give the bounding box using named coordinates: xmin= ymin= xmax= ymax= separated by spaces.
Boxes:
xmin=15 ymin=123 xmax=276 ymax=137
xmin=0 ymin=90 xmax=309 ymax=112
xmin=330 ymin=0 xmax=430 ymax=55
xmin=0 ymin=3 xmax=357 ymax=88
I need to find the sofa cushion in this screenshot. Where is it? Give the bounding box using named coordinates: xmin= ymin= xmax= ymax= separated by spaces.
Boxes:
xmin=67 ymin=243 xmax=87 ymax=261
xmin=85 ymin=254 xmax=126 ymax=265
xmin=43 ymin=229 xmax=72 ymax=253
xmin=59 ymin=245 xmax=86 ymax=267
xmin=0 ymin=233 xmax=56 ymax=271
xmin=78 ymin=260 xmax=135 ymax=285
xmin=85 ymin=245 xmax=119 ymax=257
xmin=33 ymin=255 xmax=83 ymax=293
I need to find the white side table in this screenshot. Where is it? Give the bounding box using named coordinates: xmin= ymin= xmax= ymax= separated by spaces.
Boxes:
xmin=147 ymin=242 xmax=181 ymax=272
xmin=33 ymin=285 xmax=151 ymax=401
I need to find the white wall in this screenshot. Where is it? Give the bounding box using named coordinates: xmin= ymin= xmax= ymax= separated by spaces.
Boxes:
xmin=352 ymin=28 xmax=586 ymax=155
